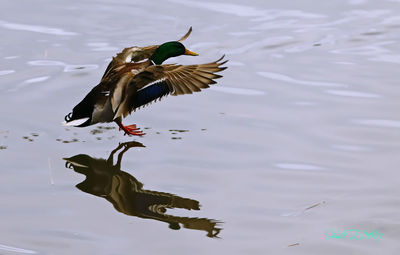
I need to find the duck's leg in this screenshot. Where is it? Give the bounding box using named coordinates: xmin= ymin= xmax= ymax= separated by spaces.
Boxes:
xmin=114 ymin=117 xmax=145 ymax=136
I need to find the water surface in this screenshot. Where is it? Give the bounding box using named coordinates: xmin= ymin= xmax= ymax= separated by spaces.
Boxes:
xmin=1 ymin=0 xmax=399 ymax=254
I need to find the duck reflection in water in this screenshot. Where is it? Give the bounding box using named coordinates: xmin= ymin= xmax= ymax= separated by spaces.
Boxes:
xmin=63 ymin=141 xmax=221 ymax=238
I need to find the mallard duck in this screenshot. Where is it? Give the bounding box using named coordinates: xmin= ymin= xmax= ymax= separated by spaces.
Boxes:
xmin=64 ymin=27 xmax=227 ymax=136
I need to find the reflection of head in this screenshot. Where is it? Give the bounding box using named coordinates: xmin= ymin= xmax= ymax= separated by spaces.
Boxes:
xmin=64 ymin=141 xmax=222 ymax=238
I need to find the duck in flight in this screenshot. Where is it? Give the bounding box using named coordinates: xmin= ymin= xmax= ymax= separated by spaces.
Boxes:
xmin=64 ymin=27 xmax=227 ymax=136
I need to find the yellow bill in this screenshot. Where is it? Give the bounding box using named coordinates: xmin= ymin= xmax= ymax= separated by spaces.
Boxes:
xmin=184 ymin=49 xmax=199 ymax=56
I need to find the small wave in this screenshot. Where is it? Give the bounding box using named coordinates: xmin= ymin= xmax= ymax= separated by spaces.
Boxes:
xmin=0 ymin=70 xmax=15 ymax=76
xmin=275 ymin=163 xmax=326 ymax=171
xmin=0 ymin=244 xmax=36 ymax=254
xmin=258 ymin=71 xmax=348 ymax=87
xmin=275 ymin=162 xmax=326 ymax=171
xmin=325 ymin=89 xmax=381 ymax=98
xmin=24 ymin=76 xmax=50 ymax=84
xmin=352 ymin=119 xmax=400 ymax=128
xmin=209 ymin=86 xmax=265 ymax=95
xmin=0 ymin=20 xmax=77 ymax=36
xmin=28 ymin=60 xmax=98 ymax=72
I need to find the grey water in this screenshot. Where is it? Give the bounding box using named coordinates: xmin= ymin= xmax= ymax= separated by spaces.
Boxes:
xmin=1 ymin=0 xmax=399 ymax=254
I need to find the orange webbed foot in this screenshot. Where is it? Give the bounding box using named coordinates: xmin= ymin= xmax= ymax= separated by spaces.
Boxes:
xmin=118 ymin=123 xmax=145 ymax=136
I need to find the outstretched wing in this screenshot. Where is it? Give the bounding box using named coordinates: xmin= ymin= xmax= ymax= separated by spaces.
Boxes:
xmin=101 ymin=45 xmax=158 ymax=80
xmin=101 ymin=27 xmax=193 ymax=80
xmin=113 ymin=56 xmax=228 ymax=119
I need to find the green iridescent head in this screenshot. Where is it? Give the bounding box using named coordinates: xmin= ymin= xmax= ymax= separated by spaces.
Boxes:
xmin=150 ymin=41 xmax=198 ymax=65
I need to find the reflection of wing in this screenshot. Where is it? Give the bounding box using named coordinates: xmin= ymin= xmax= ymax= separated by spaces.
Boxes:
xmin=112 ymin=182 xmax=222 ymax=238
xmin=114 ymin=56 xmax=228 ymax=118
xmin=106 ymin=173 xmax=201 ymax=215
xmin=171 ymin=216 xmax=222 ymax=238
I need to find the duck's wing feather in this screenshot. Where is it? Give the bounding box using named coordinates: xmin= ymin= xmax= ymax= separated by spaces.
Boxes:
xmin=177 ymin=27 xmax=192 ymax=42
xmin=113 ymin=55 xmax=228 ymax=119
xmin=102 ymin=45 xmax=158 ymax=80
xmin=101 ymin=27 xmax=193 ymax=80
xmin=109 ymin=73 xmax=134 ymax=113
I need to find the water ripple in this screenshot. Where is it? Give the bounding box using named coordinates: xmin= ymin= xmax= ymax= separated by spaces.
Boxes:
xmin=168 ymin=0 xmax=325 ymax=20
xmin=0 ymin=20 xmax=77 ymax=36
xmin=167 ymin=0 xmax=265 ymax=17
xmin=381 ymin=15 xmax=400 ymax=26
xmin=331 ymin=41 xmax=394 ymax=56
xmin=226 ymin=37 xmax=295 ymax=55
xmin=332 ymin=144 xmax=371 ymax=152
xmin=28 ymin=60 xmax=99 ymax=72
xmin=4 ymin=56 xmax=20 ymax=59
xmin=187 ymin=42 xmax=219 ymax=49
xmin=349 ymin=0 xmax=367 ymax=5
xmin=275 ymin=163 xmax=326 ymax=171
xmin=252 ymin=9 xmax=325 ymax=22
xmin=63 ymin=65 xmax=99 ymax=72
xmin=209 ymin=86 xmax=265 ymax=95
xmin=86 ymin=42 xmax=118 ymax=52
xmin=0 ymin=70 xmax=15 ymax=76
xmin=258 ymin=71 xmax=348 ymax=87
xmin=325 ymin=89 xmax=381 ymax=98
xmin=0 ymin=244 xmax=36 ymax=254
xmin=27 ymin=60 xmax=65 ymax=66
xmin=371 ymin=54 xmax=400 ymax=64
xmin=293 ymin=101 xmax=317 ymax=106
xmin=24 ymin=76 xmax=50 ymax=84
xmin=352 ymin=119 xmax=400 ymax=128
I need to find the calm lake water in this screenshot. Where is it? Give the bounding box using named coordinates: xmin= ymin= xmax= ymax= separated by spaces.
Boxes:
xmin=1 ymin=0 xmax=399 ymax=254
